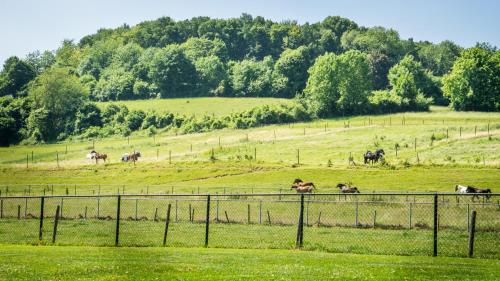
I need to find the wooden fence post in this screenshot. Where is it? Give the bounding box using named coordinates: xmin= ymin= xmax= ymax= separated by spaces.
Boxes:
xmin=297 ymin=149 xmax=300 ymax=165
xmin=373 ymin=210 xmax=377 ymax=228
xmin=355 ymin=200 xmax=359 ymax=227
xmin=224 ymin=210 xmax=229 ymax=223
xmin=468 ymin=211 xmax=477 ymax=258
xmin=115 ymin=195 xmax=121 ymax=246
xmin=254 ymin=147 xmax=257 ymax=161
xmin=154 ymin=208 xmax=158 ymax=222
xmin=56 ymin=152 xmax=59 ymax=168
xmin=433 ymin=194 xmax=438 ymax=256
xmin=17 ymin=205 xmax=21 ymax=220
xmin=163 ymin=204 xmax=171 ymax=246
xmin=259 ymin=201 xmax=262 ymax=224
xmin=169 ymin=150 xmax=172 ymax=164
xmin=247 ymin=204 xmax=251 ymax=224
xmin=52 ymin=205 xmax=60 ymax=243
xmin=267 ymin=210 xmax=271 ymax=225
xmin=205 ymin=195 xmax=211 ymax=247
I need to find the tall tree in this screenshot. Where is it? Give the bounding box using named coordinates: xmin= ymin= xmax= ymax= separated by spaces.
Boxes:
xmin=442 ymin=47 xmax=500 ymax=111
xmin=303 ymin=50 xmax=372 ymax=116
xmin=28 ymin=67 xmax=88 ymax=141
xmin=149 ymin=45 xmax=198 ymax=97
xmin=0 ymin=56 xmax=36 ymax=97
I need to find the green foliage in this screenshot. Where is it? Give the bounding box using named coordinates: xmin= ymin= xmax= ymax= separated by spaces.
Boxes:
xmin=272 ymin=46 xmax=314 ymax=98
xmin=28 ymin=67 xmax=88 ymax=141
xmin=387 ymin=55 xmax=433 ymax=111
xmin=25 ymin=50 xmax=56 ymax=74
xmin=417 ymin=40 xmax=462 ymax=76
xmin=74 ymin=102 xmax=102 ymax=133
xmin=149 ymin=45 xmax=198 ymax=97
xmin=0 ymin=56 xmax=37 ymax=97
xmin=126 ymin=110 xmax=146 ymax=131
xmin=93 ymin=66 xmax=135 ymax=101
xmin=193 ymin=56 xmax=227 ymax=96
xmin=304 ymin=50 xmax=372 ymax=117
xmin=442 ymin=47 xmax=500 ymax=111
xmin=229 ymin=57 xmax=274 ymax=97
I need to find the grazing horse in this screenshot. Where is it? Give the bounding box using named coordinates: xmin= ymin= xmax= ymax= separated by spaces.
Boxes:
xmin=364 ymin=149 xmax=385 ymax=164
xmin=89 ymin=150 xmax=107 ymax=163
xmin=336 ymin=183 xmax=360 ymax=193
xmin=291 ymin=179 xmax=315 ymax=193
xmin=122 ymin=151 xmax=141 ymax=162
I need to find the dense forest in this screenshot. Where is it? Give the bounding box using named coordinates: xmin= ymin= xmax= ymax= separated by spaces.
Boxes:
xmin=0 ymin=14 xmax=499 ymax=146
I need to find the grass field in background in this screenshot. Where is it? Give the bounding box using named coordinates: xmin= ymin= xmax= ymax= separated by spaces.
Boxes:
xmin=0 ymin=245 xmax=498 ymax=281
xmin=96 ymin=97 xmax=293 ymax=116
xmin=0 ymin=106 xmax=499 ymax=194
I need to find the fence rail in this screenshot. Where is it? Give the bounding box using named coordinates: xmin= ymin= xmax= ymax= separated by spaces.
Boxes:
xmin=0 ymin=193 xmax=498 ymax=259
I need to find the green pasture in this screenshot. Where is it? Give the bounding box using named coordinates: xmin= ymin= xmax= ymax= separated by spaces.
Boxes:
xmin=0 ymin=245 xmax=498 ymax=281
xmin=0 ymin=106 xmax=499 ymax=194
xmin=96 ymin=97 xmax=293 ymax=116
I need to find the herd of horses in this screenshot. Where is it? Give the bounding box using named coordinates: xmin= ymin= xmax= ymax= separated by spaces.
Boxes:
xmin=291 ymin=179 xmax=493 ymax=200
xmin=84 ymin=149 xmax=493 ymax=199
xmin=86 ymin=150 xmax=141 ymax=163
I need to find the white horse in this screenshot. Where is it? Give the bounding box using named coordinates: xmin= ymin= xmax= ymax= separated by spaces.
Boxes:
xmin=455 ymin=184 xmax=469 ymax=194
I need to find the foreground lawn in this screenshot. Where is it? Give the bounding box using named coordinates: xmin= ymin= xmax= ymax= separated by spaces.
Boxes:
xmin=0 ymin=245 xmax=498 ymax=280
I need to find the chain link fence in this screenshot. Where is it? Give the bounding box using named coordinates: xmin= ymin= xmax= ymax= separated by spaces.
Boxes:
xmin=0 ymin=193 xmax=498 ymax=258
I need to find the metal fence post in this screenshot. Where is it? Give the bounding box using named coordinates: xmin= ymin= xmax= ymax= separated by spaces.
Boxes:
xmin=205 ymin=195 xmax=211 ymax=247
xmin=296 ymin=194 xmax=304 ymax=248
xmin=115 ymin=195 xmax=121 ymax=246
xmin=163 ymin=204 xmax=172 ymax=246
xmin=39 ymin=197 xmax=45 ymax=241
xmin=433 ymin=194 xmax=438 ymax=257
xmin=52 ymin=205 xmax=60 ymax=243
xmin=468 ymin=211 xmax=477 ymax=258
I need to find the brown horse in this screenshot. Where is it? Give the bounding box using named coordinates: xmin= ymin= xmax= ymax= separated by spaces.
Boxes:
xmin=90 ymin=151 xmax=107 ymax=163
xmin=122 ymin=151 xmax=141 ymax=162
xmin=336 ymin=183 xmax=360 ymax=193
xmin=291 ymin=179 xmax=315 ymax=193
xmin=466 ymin=185 xmax=492 ymax=201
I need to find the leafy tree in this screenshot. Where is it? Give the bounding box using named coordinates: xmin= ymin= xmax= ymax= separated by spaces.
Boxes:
xmin=387 ymin=56 xmax=433 ymax=110
xmin=149 ymin=45 xmax=198 ymax=97
xmin=126 ymin=110 xmax=146 ymax=131
xmin=77 ymin=39 xmax=121 ymax=79
xmin=112 ymin=43 xmax=144 ymax=71
xmin=28 ymin=67 xmax=88 ymax=141
xmin=230 ymin=57 xmax=274 ymax=97
xmin=25 ymin=50 xmax=56 ymax=74
xmin=303 ymin=50 xmax=372 ymax=116
xmin=442 ymin=47 xmax=500 ymax=111
xmin=94 ymin=66 xmax=135 ymax=101
xmin=388 ymin=55 xmax=442 ymax=104
xmin=272 ymin=46 xmax=313 ymax=98
xmin=180 ymin=37 xmax=228 ymax=61
xmin=417 ymin=40 xmax=462 ymax=76
xmin=0 ymin=108 xmax=17 ymax=146
xmin=133 ymin=47 xmax=160 ymax=82
xmin=74 ymin=102 xmax=102 ymax=133
xmin=53 ymin=40 xmax=83 ymax=69
xmin=193 ymin=55 xmax=227 ymax=96
xmin=0 ymin=56 xmax=37 ymax=97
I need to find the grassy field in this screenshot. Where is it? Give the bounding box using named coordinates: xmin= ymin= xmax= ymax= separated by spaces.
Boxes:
xmin=0 ymin=245 xmax=498 ymax=280
xmin=96 ymin=97 xmax=293 ymax=116
xmin=0 ymin=106 xmax=499 ymax=194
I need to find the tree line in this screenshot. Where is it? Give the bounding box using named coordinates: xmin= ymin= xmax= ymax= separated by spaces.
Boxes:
xmin=0 ymin=14 xmax=498 ymax=146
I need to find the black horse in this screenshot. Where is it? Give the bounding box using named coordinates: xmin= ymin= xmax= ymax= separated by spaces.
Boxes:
xmin=364 ymin=149 xmax=385 ymax=164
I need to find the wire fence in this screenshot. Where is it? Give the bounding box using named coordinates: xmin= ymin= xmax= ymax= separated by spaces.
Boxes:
xmin=0 ymin=193 xmax=498 ymax=258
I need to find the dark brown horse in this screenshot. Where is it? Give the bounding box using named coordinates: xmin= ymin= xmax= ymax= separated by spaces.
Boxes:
xmin=364 ymin=149 xmax=385 ymax=164
xmin=466 ymin=185 xmax=492 ymax=201
xmin=122 ymin=151 xmax=141 ymax=162
xmin=292 ymin=179 xmax=316 ymax=188
xmin=90 ymin=151 xmax=107 ymax=163
xmin=336 ymin=183 xmax=360 ymax=193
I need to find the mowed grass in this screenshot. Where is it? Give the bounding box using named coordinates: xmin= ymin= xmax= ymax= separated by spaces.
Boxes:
xmin=0 ymin=245 xmax=498 ymax=281
xmin=96 ymin=97 xmax=293 ymax=116
xmin=0 ymin=106 xmax=499 ymax=194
